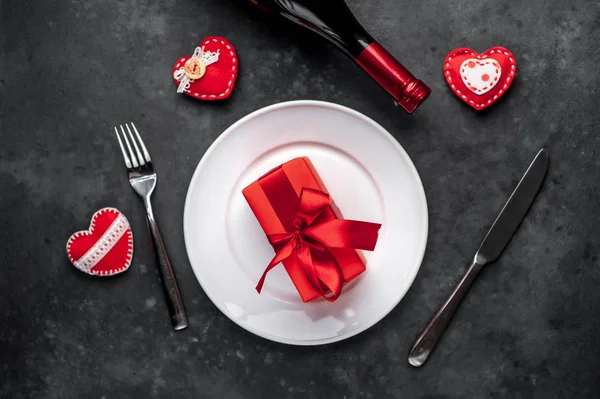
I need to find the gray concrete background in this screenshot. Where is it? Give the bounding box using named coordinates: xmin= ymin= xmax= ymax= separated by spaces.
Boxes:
xmin=1 ymin=0 xmax=599 ymax=398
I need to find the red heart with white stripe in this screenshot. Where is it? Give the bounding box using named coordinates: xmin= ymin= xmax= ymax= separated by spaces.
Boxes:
xmin=67 ymin=208 xmax=133 ymax=276
xmin=444 ymin=47 xmax=516 ymax=110
xmin=172 ymin=36 xmax=238 ymax=101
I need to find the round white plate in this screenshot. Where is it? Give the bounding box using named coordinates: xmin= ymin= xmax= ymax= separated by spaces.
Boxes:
xmin=184 ymin=101 xmax=428 ymax=345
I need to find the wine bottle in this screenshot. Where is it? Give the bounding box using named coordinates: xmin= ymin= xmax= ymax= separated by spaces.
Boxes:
xmin=246 ymin=0 xmax=431 ymax=113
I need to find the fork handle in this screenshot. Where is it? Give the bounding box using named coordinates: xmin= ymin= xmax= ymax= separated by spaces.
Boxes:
xmin=144 ymin=198 xmax=188 ymax=331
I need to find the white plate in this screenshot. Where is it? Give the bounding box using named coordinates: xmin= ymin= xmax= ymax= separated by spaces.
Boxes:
xmin=183 ymin=101 xmax=428 ymax=345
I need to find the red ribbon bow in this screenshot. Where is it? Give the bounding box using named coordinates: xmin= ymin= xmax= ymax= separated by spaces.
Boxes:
xmin=256 ymin=188 xmax=381 ymax=302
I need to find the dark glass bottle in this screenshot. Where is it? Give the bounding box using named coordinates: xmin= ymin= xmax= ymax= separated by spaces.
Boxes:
xmin=247 ymin=0 xmax=431 ymax=113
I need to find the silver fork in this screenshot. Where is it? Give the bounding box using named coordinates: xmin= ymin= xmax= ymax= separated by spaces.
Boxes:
xmin=114 ymin=123 xmax=188 ymax=331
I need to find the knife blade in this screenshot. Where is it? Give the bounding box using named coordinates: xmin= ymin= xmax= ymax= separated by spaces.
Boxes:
xmin=408 ymin=148 xmax=549 ymax=367
xmin=475 ymin=148 xmax=549 ymax=264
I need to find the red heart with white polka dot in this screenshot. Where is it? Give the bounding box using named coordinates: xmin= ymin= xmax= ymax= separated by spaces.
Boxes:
xmin=172 ymin=36 xmax=238 ymax=101
xmin=444 ymin=47 xmax=516 ymax=110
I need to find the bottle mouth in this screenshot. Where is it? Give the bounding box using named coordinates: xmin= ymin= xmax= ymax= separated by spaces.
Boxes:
xmin=397 ymin=80 xmax=431 ymax=114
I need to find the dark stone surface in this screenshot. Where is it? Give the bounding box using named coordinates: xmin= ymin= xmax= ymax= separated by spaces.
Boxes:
xmin=1 ymin=0 xmax=599 ymax=397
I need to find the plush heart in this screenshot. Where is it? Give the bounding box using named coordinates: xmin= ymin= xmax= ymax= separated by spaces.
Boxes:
xmin=444 ymin=47 xmax=516 ymax=110
xmin=172 ymin=36 xmax=238 ymax=101
xmin=67 ymin=208 xmax=133 ymax=276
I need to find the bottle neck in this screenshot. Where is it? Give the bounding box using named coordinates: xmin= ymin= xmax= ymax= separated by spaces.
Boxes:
xmin=355 ymin=42 xmax=430 ymax=113
xmin=247 ymin=0 xmax=431 ymax=113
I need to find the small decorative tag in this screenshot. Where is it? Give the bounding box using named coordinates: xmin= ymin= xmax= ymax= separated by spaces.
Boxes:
xmin=172 ymin=36 xmax=238 ymax=101
xmin=444 ymin=46 xmax=516 ymax=110
xmin=66 ymin=208 xmax=133 ymax=276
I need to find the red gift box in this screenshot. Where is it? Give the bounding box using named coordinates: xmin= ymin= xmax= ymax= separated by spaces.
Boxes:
xmin=242 ymin=157 xmax=381 ymax=303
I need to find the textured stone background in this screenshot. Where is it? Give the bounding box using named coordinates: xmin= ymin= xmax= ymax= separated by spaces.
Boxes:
xmin=1 ymin=0 xmax=599 ymax=398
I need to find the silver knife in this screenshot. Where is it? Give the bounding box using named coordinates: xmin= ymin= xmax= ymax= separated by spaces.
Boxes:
xmin=408 ymin=148 xmax=549 ymax=367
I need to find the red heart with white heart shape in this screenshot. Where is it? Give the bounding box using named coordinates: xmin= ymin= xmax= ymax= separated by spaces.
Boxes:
xmin=172 ymin=36 xmax=238 ymax=101
xmin=67 ymin=208 xmax=133 ymax=276
xmin=444 ymin=47 xmax=516 ymax=110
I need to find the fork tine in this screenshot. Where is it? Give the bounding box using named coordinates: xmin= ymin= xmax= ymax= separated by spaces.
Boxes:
xmin=115 ymin=127 xmax=133 ymax=169
xmin=125 ymin=124 xmax=145 ymax=166
xmin=130 ymin=122 xmax=151 ymax=162
xmin=120 ymin=125 xmax=139 ymax=168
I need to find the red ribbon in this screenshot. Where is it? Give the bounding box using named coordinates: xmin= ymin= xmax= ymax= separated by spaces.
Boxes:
xmin=255 ymin=188 xmax=381 ymax=302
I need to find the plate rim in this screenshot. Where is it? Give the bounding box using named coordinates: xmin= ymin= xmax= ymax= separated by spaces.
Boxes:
xmin=183 ymin=100 xmax=428 ymax=345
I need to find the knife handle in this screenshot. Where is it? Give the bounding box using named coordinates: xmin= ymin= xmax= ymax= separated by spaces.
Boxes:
xmin=408 ymin=260 xmax=484 ymax=367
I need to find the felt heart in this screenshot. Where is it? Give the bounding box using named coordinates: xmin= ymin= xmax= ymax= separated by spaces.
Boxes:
xmin=444 ymin=47 xmax=516 ymax=110
xmin=172 ymin=36 xmax=238 ymax=101
xmin=66 ymin=208 xmax=133 ymax=276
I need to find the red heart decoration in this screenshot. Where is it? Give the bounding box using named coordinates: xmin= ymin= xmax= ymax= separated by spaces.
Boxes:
xmin=444 ymin=47 xmax=516 ymax=110
xmin=66 ymin=208 xmax=133 ymax=276
xmin=172 ymin=36 xmax=238 ymax=101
